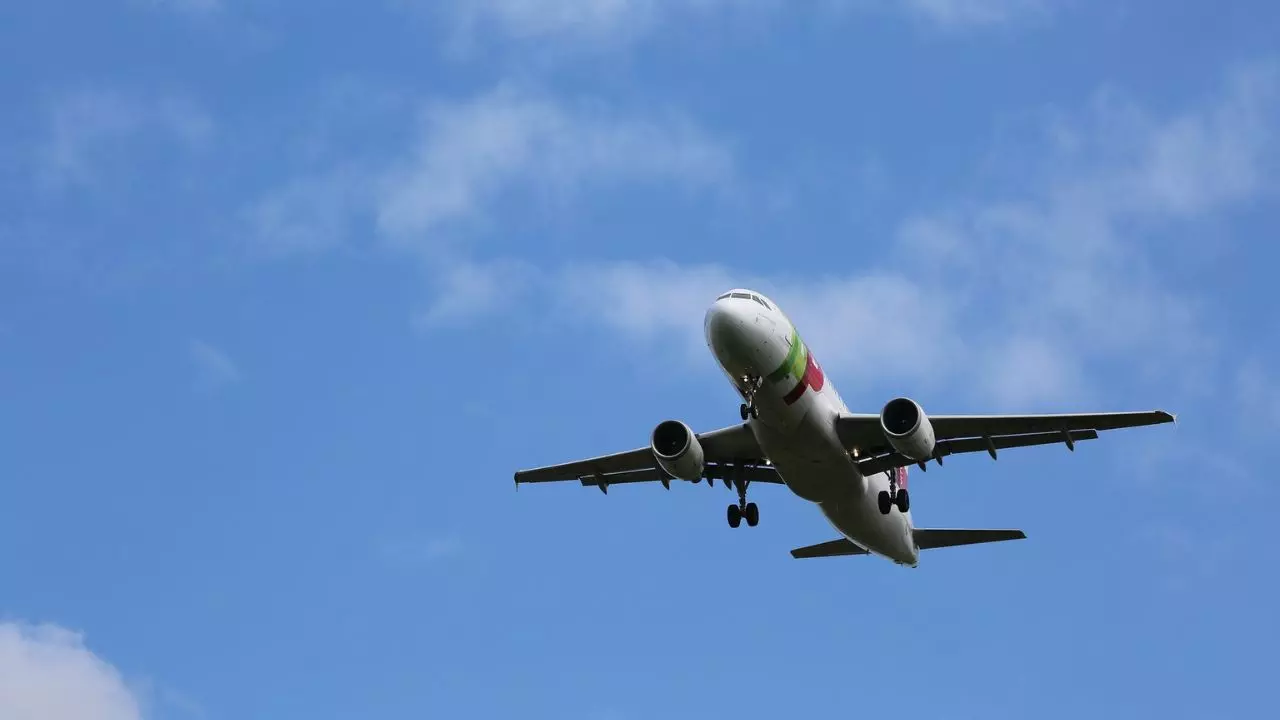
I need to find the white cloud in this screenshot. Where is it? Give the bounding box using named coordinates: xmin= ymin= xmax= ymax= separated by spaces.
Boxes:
xmin=189 ymin=339 xmax=240 ymax=389
xmin=142 ymin=0 xmax=221 ymax=14
xmin=379 ymin=532 xmax=464 ymax=566
xmin=541 ymin=258 xmax=968 ymax=395
xmin=436 ymin=0 xmax=1047 ymax=48
xmin=376 ymin=84 xmax=731 ymax=246
xmin=245 ymin=166 xmax=372 ymax=257
xmin=445 ymin=0 xmax=661 ymax=44
xmin=0 ymin=622 xmax=143 ymax=720
xmin=247 ymin=84 xmax=731 ymax=325
xmin=1236 ymin=358 xmax=1280 ymax=434
xmin=902 ymin=0 xmax=1050 ymax=27
xmin=548 ymin=261 xmax=967 ymax=396
xmin=554 ymin=259 xmax=737 ymax=355
xmin=1046 ymin=62 xmax=1278 ymax=219
xmin=414 ymin=258 xmax=539 ymax=329
xmin=535 ymin=63 xmax=1278 ymax=408
xmin=39 ymin=90 xmax=214 ymax=189
xmin=248 ymin=84 xmax=729 ymax=263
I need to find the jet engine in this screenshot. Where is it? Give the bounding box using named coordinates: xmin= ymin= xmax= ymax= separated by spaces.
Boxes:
xmin=650 ymin=420 xmax=706 ymax=481
xmin=879 ymin=397 xmax=937 ymax=461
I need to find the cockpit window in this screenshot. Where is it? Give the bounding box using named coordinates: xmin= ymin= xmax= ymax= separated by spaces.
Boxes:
xmin=719 ymin=291 xmax=771 ymax=309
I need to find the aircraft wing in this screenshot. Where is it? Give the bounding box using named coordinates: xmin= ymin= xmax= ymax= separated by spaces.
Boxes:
xmin=836 ymin=409 xmax=1175 ymax=476
xmin=514 ymin=422 xmax=781 ymax=493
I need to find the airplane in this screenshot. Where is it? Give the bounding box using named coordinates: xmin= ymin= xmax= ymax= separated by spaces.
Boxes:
xmin=514 ymin=288 xmax=1175 ymax=567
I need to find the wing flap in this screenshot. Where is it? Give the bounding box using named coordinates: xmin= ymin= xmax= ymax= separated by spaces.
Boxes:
xmin=855 ymin=429 xmax=1098 ymax=476
xmin=913 ymin=528 xmax=1026 ymax=550
xmin=576 ymin=463 xmax=785 ymax=493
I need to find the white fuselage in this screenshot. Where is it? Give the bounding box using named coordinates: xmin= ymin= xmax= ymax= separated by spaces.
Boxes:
xmin=704 ymin=290 xmax=920 ymax=566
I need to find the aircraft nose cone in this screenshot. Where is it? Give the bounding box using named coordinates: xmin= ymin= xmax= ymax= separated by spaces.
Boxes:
xmin=704 ymin=299 xmax=755 ymax=374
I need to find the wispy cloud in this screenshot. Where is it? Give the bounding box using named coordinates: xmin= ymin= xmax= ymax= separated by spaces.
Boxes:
xmin=414 ymin=258 xmax=540 ymax=329
xmin=379 ymin=532 xmax=464 ymax=566
xmin=434 ymin=0 xmax=1050 ymax=50
xmin=245 ymin=165 xmax=373 ymax=258
xmin=140 ymin=0 xmax=222 ymax=15
xmin=901 ymin=0 xmax=1051 ymax=28
xmin=38 ymin=90 xmax=214 ymax=190
xmin=533 ymin=62 xmax=1279 ymax=408
xmin=0 ymin=622 xmax=143 ymax=720
xmin=443 ymin=0 xmax=664 ymax=46
xmin=246 ymin=83 xmax=732 ymax=321
xmin=375 ymin=84 xmax=732 ymax=247
xmin=244 ymin=53 xmax=1276 ymax=409
xmin=189 ymin=339 xmax=240 ymax=390
xmin=1236 ymin=358 xmax=1280 ymax=434
xmin=247 ymin=84 xmax=729 ymax=259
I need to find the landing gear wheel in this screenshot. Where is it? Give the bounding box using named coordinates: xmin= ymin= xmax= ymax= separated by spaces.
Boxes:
xmin=877 ymin=491 xmax=892 ymax=515
xmin=895 ymin=489 xmax=910 ymax=513
xmin=744 ymin=502 xmax=759 ymax=527
xmin=727 ymin=503 xmax=742 ymax=528
xmin=740 ymin=403 xmax=750 ymax=421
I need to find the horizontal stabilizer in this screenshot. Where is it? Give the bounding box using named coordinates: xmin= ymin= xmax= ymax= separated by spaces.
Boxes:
xmin=790 ymin=529 xmax=1026 ymax=559
xmin=913 ymin=528 xmax=1025 ymax=550
xmin=789 ymin=539 xmax=870 ymax=559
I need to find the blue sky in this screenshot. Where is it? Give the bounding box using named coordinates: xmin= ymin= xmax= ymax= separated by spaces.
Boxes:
xmin=2 ymin=1 xmax=1278 ymax=718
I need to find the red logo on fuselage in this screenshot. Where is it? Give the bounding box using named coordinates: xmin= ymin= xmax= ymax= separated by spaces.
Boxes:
xmin=804 ymin=352 xmax=824 ymax=392
xmin=783 ymin=352 xmax=826 ymax=405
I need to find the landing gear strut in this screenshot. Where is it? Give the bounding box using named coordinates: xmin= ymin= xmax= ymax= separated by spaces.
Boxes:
xmin=739 ymin=375 xmax=762 ymax=420
xmin=726 ymin=470 xmax=759 ymax=528
xmin=877 ymin=471 xmax=910 ymax=515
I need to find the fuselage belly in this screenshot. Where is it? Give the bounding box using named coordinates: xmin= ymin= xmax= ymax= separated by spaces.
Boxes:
xmin=705 ymin=290 xmax=919 ymax=566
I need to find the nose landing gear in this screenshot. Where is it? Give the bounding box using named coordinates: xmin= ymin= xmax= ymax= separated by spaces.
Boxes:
xmin=738 ymin=375 xmax=762 ymax=420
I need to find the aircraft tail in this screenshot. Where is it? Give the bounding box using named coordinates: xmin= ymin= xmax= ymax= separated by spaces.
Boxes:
xmin=789 ymin=528 xmax=1025 ymax=559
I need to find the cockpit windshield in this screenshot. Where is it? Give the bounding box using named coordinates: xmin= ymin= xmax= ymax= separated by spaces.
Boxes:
xmin=717 ymin=291 xmax=772 ymax=309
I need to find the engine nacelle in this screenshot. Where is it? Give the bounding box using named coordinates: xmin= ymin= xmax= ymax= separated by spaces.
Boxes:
xmin=650 ymin=420 xmax=706 ymax=481
xmin=880 ymin=397 xmax=937 ymax=461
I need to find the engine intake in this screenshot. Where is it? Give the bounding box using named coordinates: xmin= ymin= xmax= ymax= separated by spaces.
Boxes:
xmin=880 ymin=397 xmax=937 ymax=461
xmin=650 ymin=420 xmax=706 ymax=481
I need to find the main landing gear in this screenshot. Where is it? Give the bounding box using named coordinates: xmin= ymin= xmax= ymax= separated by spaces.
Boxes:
xmin=726 ymin=475 xmax=759 ymax=528
xmin=877 ymin=474 xmax=910 ymax=515
xmin=738 ymin=375 xmax=762 ymax=420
